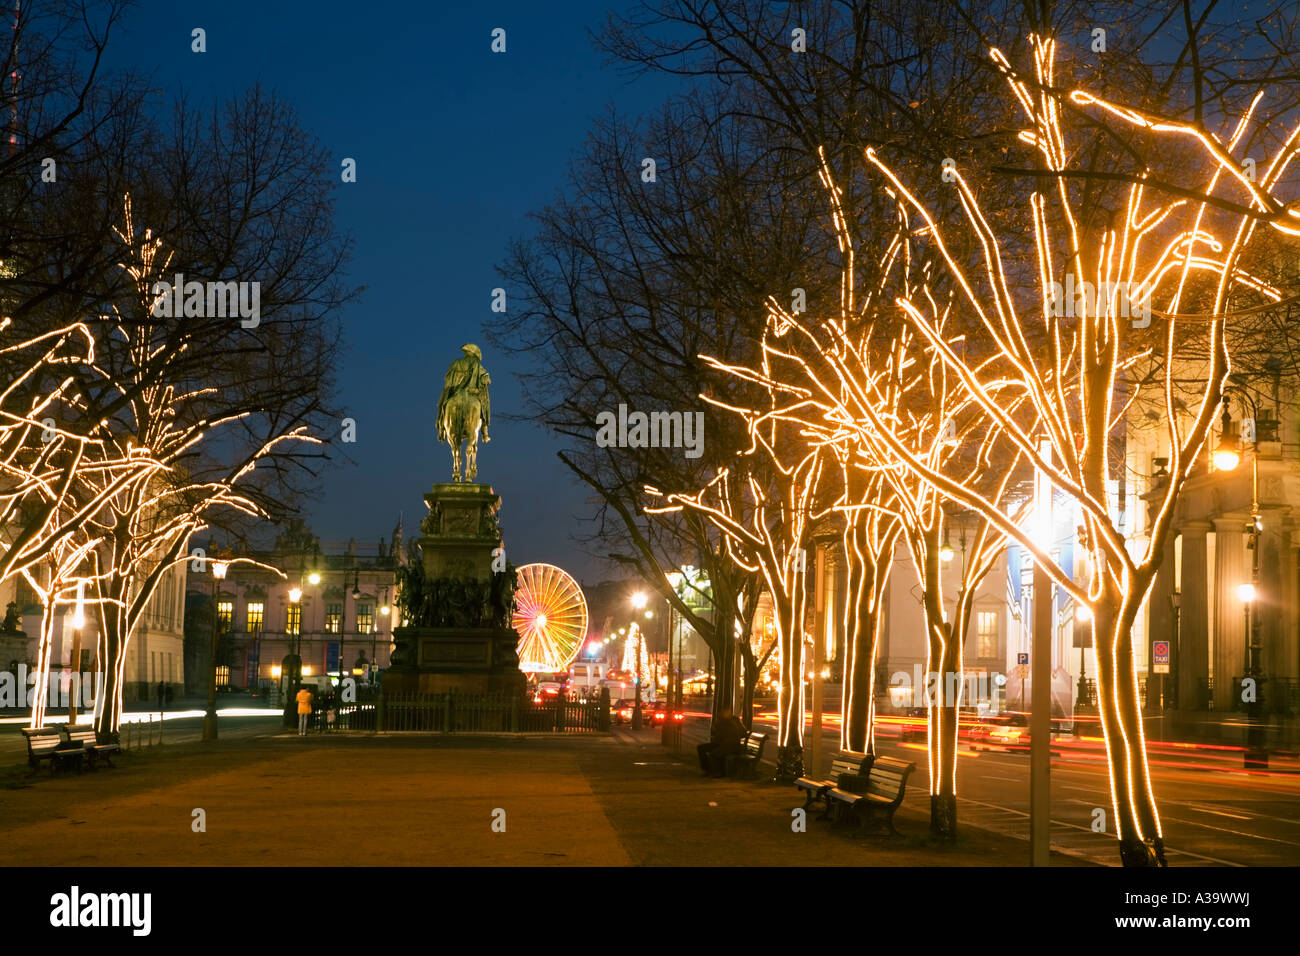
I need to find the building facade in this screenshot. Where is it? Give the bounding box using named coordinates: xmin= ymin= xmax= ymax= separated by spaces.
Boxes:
xmin=186 ymin=520 xmax=402 ymax=701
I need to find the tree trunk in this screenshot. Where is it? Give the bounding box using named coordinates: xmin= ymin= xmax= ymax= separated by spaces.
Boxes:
xmin=1094 ymin=572 xmax=1166 ymax=866
xmin=920 ymin=537 xmax=959 ymax=841
xmin=774 ymin=586 xmax=805 ymax=782
xmin=28 ymin=604 xmax=58 ymax=728
xmin=842 ymin=520 xmax=892 ymax=755
xmin=95 ymin=583 xmax=130 ymax=737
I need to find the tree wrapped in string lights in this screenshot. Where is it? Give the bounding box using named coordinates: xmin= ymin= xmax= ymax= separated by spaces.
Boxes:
xmin=709 ymin=171 xmax=1030 ymax=837
xmin=648 ymin=394 xmax=831 ymax=780
xmin=837 ymin=35 xmax=1300 ymax=865
xmin=85 ymin=197 xmax=326 ymax=734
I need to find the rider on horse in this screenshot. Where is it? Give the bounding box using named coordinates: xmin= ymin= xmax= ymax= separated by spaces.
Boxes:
xmin=437 ymin=343 xmax=491 ymax=444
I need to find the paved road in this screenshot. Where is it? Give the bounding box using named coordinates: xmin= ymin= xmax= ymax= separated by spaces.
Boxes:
xmin=720 ymin=713 xmax=1300 ymax=866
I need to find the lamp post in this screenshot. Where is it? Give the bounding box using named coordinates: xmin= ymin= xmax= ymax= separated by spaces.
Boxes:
xmin=1215 ymin=394 xmax=1270 ymax=769
xmin=376 ymin=587 xmax=390 ymax=682
xmin=202 ymin=559 xmax=229 ymax=741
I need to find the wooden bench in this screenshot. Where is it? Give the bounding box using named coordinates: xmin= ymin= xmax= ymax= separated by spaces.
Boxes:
xmin=58 ymin=724 xmax=121 ymax=770
xmin=723 ymin=732 xmax=767 ymax=779
xmin=21 ymin=727 xmax=85 ymax=775
xmin=794 ymin=751 xmax=873 ymax=816
xmin=826 ymin=755 xmax=915 ymax=835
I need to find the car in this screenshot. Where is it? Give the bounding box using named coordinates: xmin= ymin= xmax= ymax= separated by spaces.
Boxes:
xmin=968 ymin=712 xmax=1030 ymax=751
xmin=611 ymin=699 xmax=636 ymax=724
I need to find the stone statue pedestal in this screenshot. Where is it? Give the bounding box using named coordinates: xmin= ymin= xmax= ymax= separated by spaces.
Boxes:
xmin=383 ymin=483 xmax=525 ymax=698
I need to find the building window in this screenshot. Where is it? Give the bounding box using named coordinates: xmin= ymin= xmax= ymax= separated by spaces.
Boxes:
xmin=356 ymin=603 xmax=373 ymax=635
xmin=217 ymin=600 xmax=233 ymax=632
xmin=286 ymin=604 xmax=301 ymax=636
xmin=976 ymin=611 xmax=998 ymax=659
xmin=325 ymin=604 xmax=341 ymax=634
xmin=215 ymin=665 xmax=230 ymax=688
xmin=246 ymin=602 xmax=264 ymax=634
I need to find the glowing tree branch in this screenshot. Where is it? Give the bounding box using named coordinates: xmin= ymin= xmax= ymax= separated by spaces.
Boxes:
xmin=847 ymin=35 xmax=1300 ymax=866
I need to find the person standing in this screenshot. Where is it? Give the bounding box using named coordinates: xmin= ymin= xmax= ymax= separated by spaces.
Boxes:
xmin=295 ymin=685 xmax=313 ymax=736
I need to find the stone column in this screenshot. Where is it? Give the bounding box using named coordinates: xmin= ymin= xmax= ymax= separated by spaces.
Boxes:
xmin=1261 ymin=511 xmax=1296 ymax=694
xmin=1145 ymin=530 xmax=1177 ymax=713
xmin=1179 ymin=523 xmax=1210 ymax=710
xmin=1214 ymin=517 xmax=1248 ymax=709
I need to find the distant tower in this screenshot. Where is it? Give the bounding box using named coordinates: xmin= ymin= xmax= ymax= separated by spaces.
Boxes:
xmin=392 ymin=513 xmax=405 ymax=567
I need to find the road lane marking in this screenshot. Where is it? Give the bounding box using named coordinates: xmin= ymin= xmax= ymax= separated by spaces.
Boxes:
xmin=1163 ymin=816 xmax=1300 ymax=847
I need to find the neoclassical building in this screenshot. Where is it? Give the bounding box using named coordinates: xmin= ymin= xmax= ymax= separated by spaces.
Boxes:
xmin=185 ymin=520 xmax=402 ymax=700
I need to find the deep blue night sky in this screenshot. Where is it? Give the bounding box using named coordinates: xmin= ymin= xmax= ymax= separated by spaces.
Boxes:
xmin=107 ymin=1 xmax=682 ymax=585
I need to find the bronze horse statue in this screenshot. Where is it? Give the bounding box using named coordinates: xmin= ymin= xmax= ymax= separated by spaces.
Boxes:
xmin=437 ymin=344 xmax=492 ymax=482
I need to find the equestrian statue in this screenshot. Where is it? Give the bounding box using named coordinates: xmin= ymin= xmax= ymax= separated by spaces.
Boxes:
xmin=437 ymin=343 xmax=492 ymax=482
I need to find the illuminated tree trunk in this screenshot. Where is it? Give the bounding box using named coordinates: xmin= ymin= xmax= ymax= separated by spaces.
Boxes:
xmin=94 ymin=574 xmax=130 ymax=737
xmin=841 ymin=519 xmax=896 ymax=754
xmin=920 ymin=541 xmax=959 ymax=840
xmin=1092 ymin=566 xmax=1165 ymax=866
xmin=28 ymin=602 xmax=58 ymax=729
xmin=773 ymin=586 xmax=805 ymax=781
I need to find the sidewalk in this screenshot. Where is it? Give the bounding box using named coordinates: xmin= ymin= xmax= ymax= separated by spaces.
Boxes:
xmin=0 ymin=728 xmax=1093 ymax=866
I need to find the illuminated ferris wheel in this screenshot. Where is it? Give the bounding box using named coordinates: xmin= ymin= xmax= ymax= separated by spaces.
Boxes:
xmin=512 ymin=563 xmax=589 ymax=673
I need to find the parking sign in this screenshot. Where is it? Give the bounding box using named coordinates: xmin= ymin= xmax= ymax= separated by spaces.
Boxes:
xmin=1153 ymin=640 xmax=1170 ymax=675
xmin=1017 ymin=652 xmax=1029 ymax=666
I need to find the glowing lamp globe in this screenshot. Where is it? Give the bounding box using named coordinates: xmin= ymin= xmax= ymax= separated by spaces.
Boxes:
xmin=1213 ymin=445 xmax=1240 ymax=472
xmin=1237 ymin=583 xmax=1257 ymax=603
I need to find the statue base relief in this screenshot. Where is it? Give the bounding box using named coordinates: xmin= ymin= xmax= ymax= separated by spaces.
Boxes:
xmin=385 ymin=482 xmax=526 ymax=698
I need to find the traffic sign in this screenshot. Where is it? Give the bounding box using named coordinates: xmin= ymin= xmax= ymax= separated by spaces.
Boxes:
xmin=1153 ymin=640 xmax=1170 ymax=675
xmin=1017 ymin=652 xmax=1029 ymax=666
xmin=1016 ymin=665 xmax=1029 ymax=679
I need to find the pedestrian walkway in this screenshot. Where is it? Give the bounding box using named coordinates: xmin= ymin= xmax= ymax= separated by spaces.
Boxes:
xmin=0 ymin=729 xmax=1093 ymax=866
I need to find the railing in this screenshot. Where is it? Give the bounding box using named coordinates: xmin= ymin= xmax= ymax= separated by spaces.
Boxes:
xmin=119 ymin=714 xmax=164 ymax=750
xmin=1079 ymin=679 xmax=1148 ymax=708
xmin=374 ymin=692 xmax=608 ymax=733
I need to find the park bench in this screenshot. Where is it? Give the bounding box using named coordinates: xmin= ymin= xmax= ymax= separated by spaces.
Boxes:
xmin=21 ymin=727 xmax=85 ymax=775
xmin=723 ymin=731 xmax=767 ymax=779
xmin=58 ymin=724 xmax=121 ymax=770
xmin=825 ymin=755 xmax=915 ymax=835
xmin=794 ymin=750 xmax=874 ymax=816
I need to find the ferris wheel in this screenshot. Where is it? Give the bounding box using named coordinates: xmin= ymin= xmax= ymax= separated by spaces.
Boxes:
xmin=512 ymin=563 xmax=589 ymax=673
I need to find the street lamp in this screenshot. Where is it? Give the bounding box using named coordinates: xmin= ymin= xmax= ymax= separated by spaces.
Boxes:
xmin=1217 ymin=393 xmax=1270 ymax=768
xmin=202 ymin=560 xmax=229 ymax=741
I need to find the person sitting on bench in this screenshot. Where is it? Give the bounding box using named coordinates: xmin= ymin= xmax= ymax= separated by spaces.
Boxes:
xmin=697 ymin=706 xmax=745 ymax=777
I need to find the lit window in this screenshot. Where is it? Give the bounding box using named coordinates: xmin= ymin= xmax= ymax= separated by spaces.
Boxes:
xmin=325 ymin=604 xmax=341 ymax=634
xmin=286 ymin=605 xmax=301 ymax=636
xmin=246 ymin=602 xmax=264 ymax=634
xmin=976 ymin=611 xmax=998 ymax=659
xmin=356 ymin=604 xmax=373 ymax=635
xmin=216 ymin=601 xmax=233 ymax=632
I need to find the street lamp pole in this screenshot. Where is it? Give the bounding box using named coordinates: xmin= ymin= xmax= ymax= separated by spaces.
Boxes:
xmin=202 ymin=559 xmax=229 ymax=741
xmin=1216 ymin=394 xmax=1269 ymax=769
xmin=1245 ymin=455 xmax=1266 ymax=768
